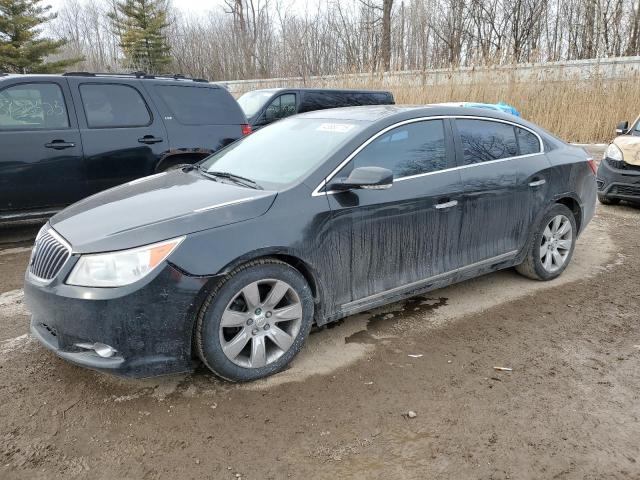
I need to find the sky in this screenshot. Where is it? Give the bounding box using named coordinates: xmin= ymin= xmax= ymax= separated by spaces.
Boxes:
xmin=45 ymin=0 xmax=324 ymax=16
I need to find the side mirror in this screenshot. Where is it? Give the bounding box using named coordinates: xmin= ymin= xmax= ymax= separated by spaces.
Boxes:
xmin=616 ymin=121 xmax=629 ymax=135
xmin=329 ymin=166 xmax=393 ymax=191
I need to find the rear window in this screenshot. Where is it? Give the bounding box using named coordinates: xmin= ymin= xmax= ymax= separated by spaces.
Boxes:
xmin=80 ymin=83 xmax=151 ymax=128
xmin=155 ymin=85 xmax=244 ymax=125
xmin=456 ymin=119 xmax=518 ymax=164
xmin=299 ymin=91 xmax=392 ymax=113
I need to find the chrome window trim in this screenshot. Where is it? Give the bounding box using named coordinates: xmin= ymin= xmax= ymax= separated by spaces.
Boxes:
xmin=311 ymin=115 xmax=544 ymax=197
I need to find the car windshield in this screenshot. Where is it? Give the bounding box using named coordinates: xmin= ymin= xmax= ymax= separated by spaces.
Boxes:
xmin=237 ymin=90 xmax=276 ymax=119
xmin=199 ymin=117 xmax=366 ymax=189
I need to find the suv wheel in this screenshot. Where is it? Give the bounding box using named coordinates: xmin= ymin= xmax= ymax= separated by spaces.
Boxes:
xmin=516 ymin=203 xmax=577 ymax=281
xmin=196 ymin=259 xmax=313 ymax=382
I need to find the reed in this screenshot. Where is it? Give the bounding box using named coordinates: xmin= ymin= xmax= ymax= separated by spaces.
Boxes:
xmin=241 ymin=73 xmax=640 ymax=143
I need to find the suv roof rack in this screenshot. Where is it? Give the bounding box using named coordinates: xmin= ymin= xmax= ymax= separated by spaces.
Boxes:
xmin=62 ymin=71 xmax=209 ymax=82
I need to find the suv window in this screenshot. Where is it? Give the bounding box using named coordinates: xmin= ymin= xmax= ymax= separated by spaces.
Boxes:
xmin=0 ymin=83 xmax=69 ymax=130
xmin=264 ymin=93 xmax=296 ymax=123
xmin=347 ymin=120 xmax=447 ymax=178
xmin=155 ymin=85 xmax=243 ymax=125
xmin=456 ymin=119 xmax=518 ymax=164
xmin=80 ymin=83 xmax=151 ymax=128
xmin=515 ymin=127 xmax=541 ymax=155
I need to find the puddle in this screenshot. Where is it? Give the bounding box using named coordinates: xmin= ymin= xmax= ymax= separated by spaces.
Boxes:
xmin=345 ymin=296 xmax=448 ymax=344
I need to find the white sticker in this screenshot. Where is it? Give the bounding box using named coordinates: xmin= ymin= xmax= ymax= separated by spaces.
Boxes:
xmin=316 ymin=123 xmax=355 ymax=133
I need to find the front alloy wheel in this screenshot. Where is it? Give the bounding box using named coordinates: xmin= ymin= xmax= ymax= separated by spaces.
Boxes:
xmin=196 ymin=259 xmax=313 ymax=381
xmin=219 ymin=279 xmax=303 ymax=369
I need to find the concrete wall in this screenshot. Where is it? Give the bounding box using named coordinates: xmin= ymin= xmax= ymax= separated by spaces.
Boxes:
xmin=218 ymin=56 xmax=640 ymax=95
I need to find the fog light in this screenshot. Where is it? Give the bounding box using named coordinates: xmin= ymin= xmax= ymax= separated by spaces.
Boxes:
xmin=75 ymin=342 xmax=118 ymax=358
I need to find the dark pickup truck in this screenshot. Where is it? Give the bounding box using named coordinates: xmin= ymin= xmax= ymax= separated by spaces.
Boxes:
xmin=237 ymin=88 xmax=395 ymax=129
xmin=0 ymin=72 xmax=250 ymax=221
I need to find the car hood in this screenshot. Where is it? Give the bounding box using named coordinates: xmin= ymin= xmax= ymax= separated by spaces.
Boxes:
xmin=613 ymin=135 xmax=640 ymax=166
xmin=50 ymin=171 xmax=277 ymax=253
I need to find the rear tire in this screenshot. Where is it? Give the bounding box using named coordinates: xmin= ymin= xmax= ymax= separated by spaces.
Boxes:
xmin=196 ymin=259 xmax=313 ymax=382
xmin=516 ymin=204 xmax=577 ymax=281
xmin=597 ymin=193 xmax=620 ymax=205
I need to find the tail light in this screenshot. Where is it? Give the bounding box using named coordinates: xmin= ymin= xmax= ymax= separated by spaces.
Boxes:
xmin=241 ymin=124 xmax=252 ymax=136
xmin=587 ymin=157 xmax=597 ymax=174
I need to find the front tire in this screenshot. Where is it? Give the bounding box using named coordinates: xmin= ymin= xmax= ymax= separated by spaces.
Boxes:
xmin=516 ymin=204 xmax=577 ymax=281
xmin=196 ymin=259 xmax=313 ymax=382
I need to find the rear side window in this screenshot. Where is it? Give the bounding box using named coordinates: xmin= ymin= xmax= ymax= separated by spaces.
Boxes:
xmin=516 ymin=127 xmax=541 ymax=155
xmin=348 ymin=120 xmax=447 ymax=178
xmin=155 ymin=85 xmax=243 ymax=125
xmin=456 ymin=119 xmax=518 ymax=164
xmin=80 ymin=84 xmax=151 ymax=128
xmin=0 ymin=83 xmax=69 ymax=130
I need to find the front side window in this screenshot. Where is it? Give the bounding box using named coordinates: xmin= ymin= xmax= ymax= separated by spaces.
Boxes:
xmin=80 ymin=84 xmax=151 ymax=128
xmin=456 ymin=119 xmax=518 ymax=164
xmin=200 ymin=117 xmax=365 ymax=189
xmin=264 ymin=93 xmax=297 ymax=123
xmin=0 ymin=83 xmax=69 ymax=130
xmin=343 ymin=120 xmax=447 ymax=179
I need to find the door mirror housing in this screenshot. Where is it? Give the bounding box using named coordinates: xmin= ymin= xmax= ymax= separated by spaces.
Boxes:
xmin=616 ymin=121 xmax=629 ymax=135
xmin=329 ymin=166 xmax=393 ymax=191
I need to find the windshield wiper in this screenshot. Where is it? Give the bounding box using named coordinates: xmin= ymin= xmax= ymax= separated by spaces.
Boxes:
xmin=198 ymin=167 xmax=263 ymax=190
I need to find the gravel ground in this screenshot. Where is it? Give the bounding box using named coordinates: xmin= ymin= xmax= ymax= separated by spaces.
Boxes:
xmin=1 ymin=147 xmax=639 ymax=480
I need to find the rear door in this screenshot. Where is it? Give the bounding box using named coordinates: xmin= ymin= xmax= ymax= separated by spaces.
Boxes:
xmin=68 ymin=79 xmax=169 ymax=194
xmin=324 ymin=118 xmax=463 ymax=307
xmin=0 ymin=79 xmax=85 ymax=213
xmin=453 ymin=118 xmax=550 ymax=266
xmin=146 ymin=83 xmax=246 ymax=153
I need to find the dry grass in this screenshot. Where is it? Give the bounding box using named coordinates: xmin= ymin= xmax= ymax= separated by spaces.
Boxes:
xmin=238 ymin=74 xmax=640 ymax=143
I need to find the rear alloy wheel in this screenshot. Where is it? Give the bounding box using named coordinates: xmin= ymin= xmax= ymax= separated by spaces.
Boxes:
xmin=196 ymin=259 xmax=313 ymax=381
xmin=516 ymin=203 xmax=577 ymax=281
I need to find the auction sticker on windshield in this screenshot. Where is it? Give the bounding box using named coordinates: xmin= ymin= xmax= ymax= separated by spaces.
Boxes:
xmin=316 ymin=123 xmax=356 ymax=133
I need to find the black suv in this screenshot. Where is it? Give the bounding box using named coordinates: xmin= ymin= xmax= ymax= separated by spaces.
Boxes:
xmin=237 ymin=88 xmax=395 ymax=129
xmin=0 ymin=72 xmax=250 ymax=221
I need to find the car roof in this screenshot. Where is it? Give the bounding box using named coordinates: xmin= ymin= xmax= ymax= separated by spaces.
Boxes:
xmin=296 ymin=104 xmax=524 ymax=123
xmin=0 ymin=72 xmax=213 ymax=85
xmin=248 ymin=87 xmax=392 ymax=95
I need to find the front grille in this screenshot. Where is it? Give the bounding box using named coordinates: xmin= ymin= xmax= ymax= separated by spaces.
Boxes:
xmin=29 ymin=229 xmax=71 ymax=281
xmin=606 ymin=157 xmax=640 ymax=172
xmin=610 ymin=184 xmax=640 ymax=197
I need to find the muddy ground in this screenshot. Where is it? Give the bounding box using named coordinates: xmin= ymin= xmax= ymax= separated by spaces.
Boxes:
xmin=1 ymin=158 xmax=639 ymax=479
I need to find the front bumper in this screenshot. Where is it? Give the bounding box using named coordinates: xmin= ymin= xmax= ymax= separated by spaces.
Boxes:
xmin=597 ymin=158 xmax=640 ymax=200
xmin=24 ymin=262 xmax=212 ymax=378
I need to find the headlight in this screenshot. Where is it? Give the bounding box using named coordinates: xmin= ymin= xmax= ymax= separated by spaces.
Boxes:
xmin=604 ymin=143 xmax=623 ymax=162
xmin=66 ymin=236 xmax=184 ymax=287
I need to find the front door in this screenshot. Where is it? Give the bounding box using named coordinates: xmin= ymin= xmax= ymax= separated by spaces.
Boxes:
xmin=0 ymin=79 xmax=85 ymax=214
xmin=324 ymin=118 xmax=463 ymax=307
xmin=67 ymin=79 xmax=169 ymax=195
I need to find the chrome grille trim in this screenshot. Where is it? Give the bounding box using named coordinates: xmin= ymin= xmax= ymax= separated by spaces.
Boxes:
xmin=29 ymin=228 xmax=72 ymax=282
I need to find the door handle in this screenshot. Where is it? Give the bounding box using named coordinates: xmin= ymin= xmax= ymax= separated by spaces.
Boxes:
xmin=45 ymin=140 xmax=75 ymax=150
xmin=435 ymin=200 xmax=458 ymax=210
xmin=138 ymin=135 xmax=163 ymax=144
xmin=529 ymin=179 xmax=546 ymax=187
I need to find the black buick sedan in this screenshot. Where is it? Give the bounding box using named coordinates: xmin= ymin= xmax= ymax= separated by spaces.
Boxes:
xmin=25 ymin=105 xmax=597 ymax=381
